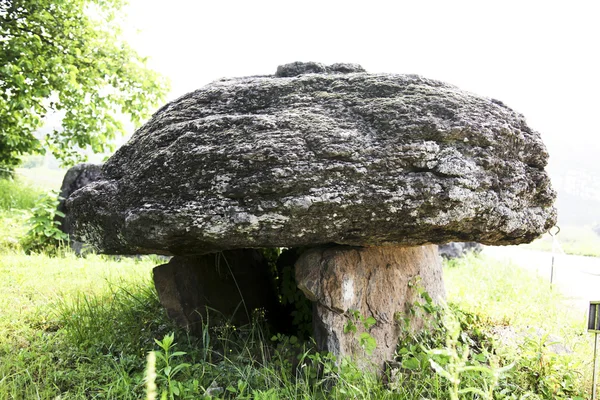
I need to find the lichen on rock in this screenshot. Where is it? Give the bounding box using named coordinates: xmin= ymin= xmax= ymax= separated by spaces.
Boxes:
xmin=67 ymin=62 xmax=556 ymax=256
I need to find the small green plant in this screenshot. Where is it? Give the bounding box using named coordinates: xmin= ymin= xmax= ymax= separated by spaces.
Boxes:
xmin=507 ymin=332 xmax=585 ymax=398
xmin=153 ymin=333 xmax=191 ymax=399
xmin=427 ymin=313 xmax=513 ymax=400
xmin=20 ymin=190 xmax=68 ymax=254
xmin=344 ymin=309 xmax=378 ymax=355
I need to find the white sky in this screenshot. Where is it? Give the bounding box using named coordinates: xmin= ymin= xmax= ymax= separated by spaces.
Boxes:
xmin=124 ymin=0 xmax=599 ymax=169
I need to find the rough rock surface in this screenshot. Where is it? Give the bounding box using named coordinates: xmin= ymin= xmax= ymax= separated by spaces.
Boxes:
xmin=153 ymin=249 xmax=280 ymax=333
xmin=56 ymin=163 xmax=103 ymax=235
xmin=438 ymin=242 xmax=483 ymax=259
xmin=55 ymin=163 xmax=103 ymax=254
xmin=295 ymin=245 xmax=445 ymax=368
xmin=67 ymin=62 xmax=556 ymax=255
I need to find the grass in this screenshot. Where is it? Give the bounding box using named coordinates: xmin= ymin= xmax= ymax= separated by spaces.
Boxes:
xmin=0 ymin=176 xmax=46 ymax=252
xmin=0 ymin=177 xmax=45 ymax=212
xmin=0 ymin=252 xmax=166 ymax=399
xmin=0 ymin=176 xmax=594 ymax=399
xmin=445 ymin=254 xmax=592 ymax=397
xmin=524 ymin=225 xmax=600 ymax=257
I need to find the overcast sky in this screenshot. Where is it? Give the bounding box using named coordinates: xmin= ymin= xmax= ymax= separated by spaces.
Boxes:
xmin=124 ymin=0 xmax=599 ymax=170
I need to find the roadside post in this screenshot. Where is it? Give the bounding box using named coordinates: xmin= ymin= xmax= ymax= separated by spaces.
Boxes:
xmin=589 ymin=301 xmax=600 ymax=399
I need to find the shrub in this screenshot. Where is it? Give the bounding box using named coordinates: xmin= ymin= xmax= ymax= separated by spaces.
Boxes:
xmin=20 ymin=190 xmax=68 ymax=254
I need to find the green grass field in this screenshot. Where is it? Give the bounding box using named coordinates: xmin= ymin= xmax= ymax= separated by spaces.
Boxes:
xmin=0 ymin=176 xmax=594 ymax=399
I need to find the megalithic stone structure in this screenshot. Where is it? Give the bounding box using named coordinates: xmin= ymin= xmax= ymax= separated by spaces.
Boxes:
xmin=66 ymin=62 xmax=556 ymax=369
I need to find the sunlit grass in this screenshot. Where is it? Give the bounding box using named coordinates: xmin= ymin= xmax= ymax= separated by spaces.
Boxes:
xmin=0 ymin=175 xmax=593 ymax=398
xmin=0 ymin=177 xmax=45 ymax=212
xmin=445 ymin=253 xmax=593 ymax=394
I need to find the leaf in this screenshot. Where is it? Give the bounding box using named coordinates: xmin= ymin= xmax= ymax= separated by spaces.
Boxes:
xmin=401 ymin=357 xmax=421 ymax=370
xmin=170 ymin=363 xmax=190 ymax=376
xmin=344 ymin=320 xmax=357 ymax=334
xmin=363 ymin=316 xmax=377 ymax=330
xmin=421 ymin=291 xmax=433 ymax=304
xmin=359 ymin=332 xmax=377 ymax=355
xmin=429 ymin=359 xmax=457 ymax=383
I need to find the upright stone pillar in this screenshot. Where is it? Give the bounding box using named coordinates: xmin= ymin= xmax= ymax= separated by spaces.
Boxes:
xmin=296 ymin=245 xmax=444 ymax=369
xmin=153 ymin=249 xmax=280 ymax=334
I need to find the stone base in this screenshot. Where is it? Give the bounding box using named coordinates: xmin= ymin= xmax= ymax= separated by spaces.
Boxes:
xmin=295 ymin=245 xmax=445 ymax=370
xmin=153 ymin=249 xmax=280 ymax=334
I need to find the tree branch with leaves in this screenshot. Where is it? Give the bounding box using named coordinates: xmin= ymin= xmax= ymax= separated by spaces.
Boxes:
xmin=0 ymin=0 xmax=169 ymax=174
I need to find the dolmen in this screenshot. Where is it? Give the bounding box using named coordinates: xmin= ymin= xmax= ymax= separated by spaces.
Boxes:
xmin=56 ymin=163 xmax=103 ymax=254
xmin=66 ymin=62 xmax=556 ymax=369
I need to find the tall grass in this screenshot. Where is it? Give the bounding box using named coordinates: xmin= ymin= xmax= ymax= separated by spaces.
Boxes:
xmin=0 ymin=250 xmax=166 ymax=399
xmin=0 ymin=246 xmax=591 ymax=398
xmin=0 ymin=175 xmax=593 ymax=398
xmin=446 ymin=253 xmax=592 ymax=397
xmin=0 ymin=177 xmax=44 ymax=211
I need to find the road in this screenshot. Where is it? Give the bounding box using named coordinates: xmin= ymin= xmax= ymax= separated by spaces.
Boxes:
xmin=482 ymin=246 xmax=600 ymax=319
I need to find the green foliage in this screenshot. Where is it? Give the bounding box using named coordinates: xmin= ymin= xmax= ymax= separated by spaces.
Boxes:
xmin=343 ymin=309 xmax=378 ymax=355
xmin=0 ymin=176 xmax=44 ymax=210
xmin=444 ymin=254 xmax=590 ymax=399
xmin=0 ymin=0 xmax=169 ymax=172
xmin=0 ymin=211 xmax=593 ymax=399
xmin=510 ymin=333 xmax=584 ymax=398
xmin=153 ymin=333 xmax=191 ymax=399
xmin=426 ymin=314 xmax=512 ymax=400
xmin=20 ymin=189 xmax=68 ymax=253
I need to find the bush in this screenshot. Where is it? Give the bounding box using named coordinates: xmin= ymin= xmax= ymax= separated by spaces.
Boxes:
xmin=20 ymin=190 xmax=68 ymax=254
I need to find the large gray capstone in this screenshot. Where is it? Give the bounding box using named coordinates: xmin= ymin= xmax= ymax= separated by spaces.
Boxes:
xmin=66 ymin=62 xmax=556 ymax=255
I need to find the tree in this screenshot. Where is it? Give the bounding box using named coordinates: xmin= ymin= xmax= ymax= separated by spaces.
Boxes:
xmin=0 ymin=0 xmax=169 ymax=174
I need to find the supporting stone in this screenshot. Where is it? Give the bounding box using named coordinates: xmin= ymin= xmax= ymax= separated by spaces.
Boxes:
xmin=153 ymin=249 xmax=280 ymax=334
xmin=295 ymin=245 xmax=445 ymax=369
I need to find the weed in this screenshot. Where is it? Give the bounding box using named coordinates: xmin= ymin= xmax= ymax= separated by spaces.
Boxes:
xmin=343 ymin=309 xmax=378 ymax=355
xmin=20 ymin=190 xmax=68 ymax=254
xmin=153 ymin=333 xmax=191 ymax=399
